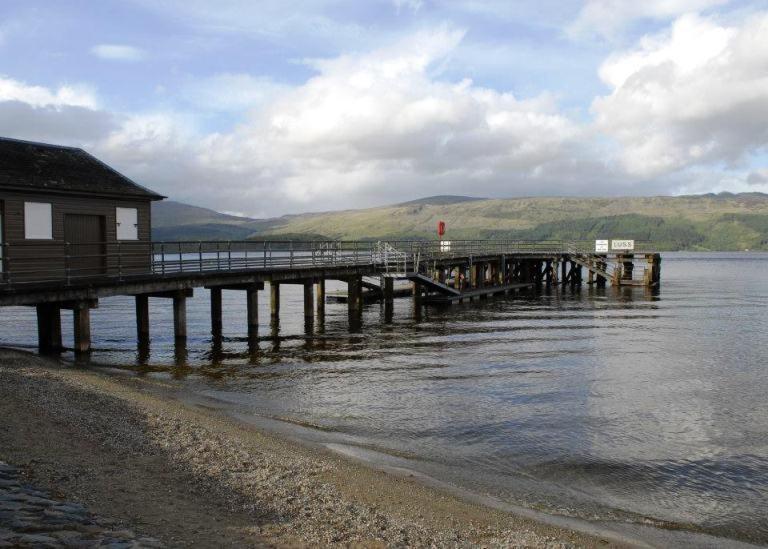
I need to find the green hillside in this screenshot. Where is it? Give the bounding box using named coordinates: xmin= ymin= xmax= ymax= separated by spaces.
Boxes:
xmin=151 ymin=193 xmax=768 ymax=251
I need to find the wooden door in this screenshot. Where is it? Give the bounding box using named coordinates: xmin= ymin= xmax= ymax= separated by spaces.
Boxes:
xmin=64 ymin=214 xmax=106 ymax=279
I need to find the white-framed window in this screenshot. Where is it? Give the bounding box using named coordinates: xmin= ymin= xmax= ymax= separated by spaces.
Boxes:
xmin=116 ymin=207 xmax=138 ymax=240
xmin=24 ymin=202 xmax=53 ymax=240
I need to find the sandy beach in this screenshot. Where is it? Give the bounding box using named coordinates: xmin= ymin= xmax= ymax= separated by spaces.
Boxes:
xmin=0 ymin=348 xmax=634 ymax=548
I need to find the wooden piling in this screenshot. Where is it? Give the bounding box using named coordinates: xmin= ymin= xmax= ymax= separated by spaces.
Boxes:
xmin=136 ymin=295 xmax=150 ymax=345
xmin=73 ymin=304 xmax=92 ymax=354
xmin=315 ymin=279 xmax=325 ymax=317
xmin=303 ymin=281 xmax=314 ymax=320
xmin=382 ymin=276 xmax=394 ymax=305
xmin=348 ymin=276 xmax=363 ymax=314
xmin=270 ymin=282 xmax=280 ymax=321
xmin=173 ymin=294 xmax=187 ymax=342
xmin=36 ymin=303 xmax=62 ymax=352
xmin=412 ymin=281 xmax=423 ymax=306
xmin=246 ymin=286 xmax=259 ymax=342
xmin=209 ymin=287 xmax=222 ymax=337
xmin=620 ymin=254 xmax=634 ymax=281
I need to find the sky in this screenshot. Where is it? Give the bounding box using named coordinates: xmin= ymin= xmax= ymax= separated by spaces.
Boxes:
xmin=0 ymin=0 xmax=767 ymax=217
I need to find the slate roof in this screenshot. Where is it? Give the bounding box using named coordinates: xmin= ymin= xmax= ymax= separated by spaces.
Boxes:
xmin=0 ymin=137 xmax=165 ymax=200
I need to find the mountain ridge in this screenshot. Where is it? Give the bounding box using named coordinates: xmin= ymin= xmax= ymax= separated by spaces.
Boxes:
xmin=152 ymin=193 xmax=768 ymax=250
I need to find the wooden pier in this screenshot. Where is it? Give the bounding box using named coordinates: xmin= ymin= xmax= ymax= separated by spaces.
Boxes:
xmin=0 ymin=239 xmax=661 ymax=355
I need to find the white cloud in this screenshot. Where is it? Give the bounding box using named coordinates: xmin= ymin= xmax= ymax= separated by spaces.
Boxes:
xmin=5 ymin=22 xmax=729 ymax=216
xmin=0 ymin=76 xmax=98 ymax=109
xmin=186 ymin=26 xmax=583 ymax=211
xmin=91 ymin=44 xmax=145 ymax=62
xmin=568 ymin=0 xmax=729 ymax=39
xmin=393 ymin=0 xmax=424 ymax=14
xmin=181 ymin=73 xmax=288 ymax=112
xmin=592 ymin=12 xmax=768 ymax=176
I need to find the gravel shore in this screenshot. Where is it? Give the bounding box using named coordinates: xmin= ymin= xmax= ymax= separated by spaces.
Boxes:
xmin=0 ymin=349 xmax=624 ymax=548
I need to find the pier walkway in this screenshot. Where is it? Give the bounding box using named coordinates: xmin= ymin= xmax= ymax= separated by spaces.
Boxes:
xmin=0 ymin=239 xmax=660 ymax=354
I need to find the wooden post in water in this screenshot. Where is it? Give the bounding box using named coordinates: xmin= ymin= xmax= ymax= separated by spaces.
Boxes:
xmin=71 ymin=301 xmax=95 ymax=354
xmin=596 ymin=255 xmax=607 ymax=288
xmin=348 ymin=276 xmax=363 ymax=330
xmin=173 ymin=293 xmax=187 ymax=342
xmin=382 ymin=276 xmax=394 ymax=305
xmin=644 ymin=253 xmax=662 ymax=287
xmin=315 ymin=279 xmax=325 ymax=317
xmin=246 ymin=286 xmax=259 ymax=344
xmin=36 ymin=303 xmax=62 ymax=353
xmin=209 ymin=288 xmax=222 ymax=337
xmin=620 ymin=254 xmax=634 ymax=282
xmin=303 ymin=281 xmax=314 ymax=320
xmin=412 ymin=280 xmax=423 ymax=306
xmin=136 ymin=295 xmax=150 ymax=345
xmin=348 ymin=276 xmax=363 ymax=313
xmin=270 ymin=282 xmax=280 ymax=323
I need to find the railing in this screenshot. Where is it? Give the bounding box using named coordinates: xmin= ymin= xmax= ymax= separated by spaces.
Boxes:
xmin=0 ymin=239 xmax=656 ymax=287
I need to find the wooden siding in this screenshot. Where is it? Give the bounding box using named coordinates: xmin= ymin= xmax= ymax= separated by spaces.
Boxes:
xmin=0 ymin=189 xmax=153 ymax=282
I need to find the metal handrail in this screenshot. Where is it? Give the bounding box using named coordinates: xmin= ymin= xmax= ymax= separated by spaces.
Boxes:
xmin=0 ymin=239 xmax=657 ymax=287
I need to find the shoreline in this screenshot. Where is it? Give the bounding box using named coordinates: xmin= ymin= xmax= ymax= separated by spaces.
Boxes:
xmin=0 ymin=349 xmax=759 ymax=548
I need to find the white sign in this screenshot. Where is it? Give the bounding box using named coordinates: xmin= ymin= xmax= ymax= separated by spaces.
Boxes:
xmin=611 ymin=239 xmax=635 ymax=251
xmin=595 ymin=240 xmax=609 ymax=253
xmin=440 ymin=240 xmax=452 ymax=252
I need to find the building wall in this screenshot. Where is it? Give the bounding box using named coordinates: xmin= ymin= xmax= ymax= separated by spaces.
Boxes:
xmin=0 ymin=189 xmax=154 ymax=282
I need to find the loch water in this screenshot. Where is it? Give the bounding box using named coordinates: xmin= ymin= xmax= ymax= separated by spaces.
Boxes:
xmin=2 ymin=253 xmax=767 ymax=544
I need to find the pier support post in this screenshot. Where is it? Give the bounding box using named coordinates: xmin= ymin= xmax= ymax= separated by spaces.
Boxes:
xmin=36 ymin=303 xmax=62 ymax=353
xmin=315 ymin=279 xmax=325 ymax=317
xmin=561 ymin=259 xmax=567 ymax=285
xmin=209 ymin=288 xmax=222 ymax=337
xmin=303 ymin=281 xmax=314 ymax=320
xmin=173 ymin=293 xmax=187 ymax=342
xmin=382 ymin=276 xmax=394 ymax=305
xmin=270 ymin=282 xmax=280 ymax=323
xmin=619 ymin=254 xmax=634 ymax=282
xmin=72 ymin=302 xmax=93 ymax=354
xmin=596 ymin=255 xmax=607 ymax=288
xmin=645 ymin=253 xmax=662 ymax=287
xmin=348 ymin=276 xmax=363 ymax=331
xmin=500 ymin=256 xmax=507 ymax=284
xmin=246 ymin=286 xmax=259 ymax=344
xmin=412 ymin=281 xmax=423 ymax=306
xmin=136 ymin=295 xmax=150 ymax=346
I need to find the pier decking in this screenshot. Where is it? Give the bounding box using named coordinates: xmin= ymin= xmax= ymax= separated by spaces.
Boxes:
xmin=0 ymin=239 xmax=660 ymax=354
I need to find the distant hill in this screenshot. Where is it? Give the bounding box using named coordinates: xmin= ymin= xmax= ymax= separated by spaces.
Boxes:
xmin=152 ymin=201 xmax=255 ymax=228
xmin=395 ymin=195 xmax=486 ymax=206
xmin=151 ymin=193 xmax=768 ymax=250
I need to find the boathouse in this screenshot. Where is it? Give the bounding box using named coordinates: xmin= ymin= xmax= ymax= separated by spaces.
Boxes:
xmin=0 ymin=137 xmax=164 ymax=283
